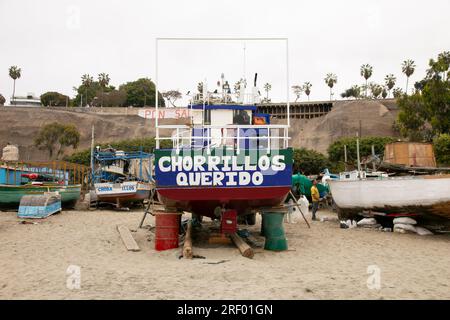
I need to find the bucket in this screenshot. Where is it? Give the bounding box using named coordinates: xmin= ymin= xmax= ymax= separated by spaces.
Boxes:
xmin=262 ymin=212 xmax=288 ymax=251
xmin=155 ymin=212 xmax=180 ymax=251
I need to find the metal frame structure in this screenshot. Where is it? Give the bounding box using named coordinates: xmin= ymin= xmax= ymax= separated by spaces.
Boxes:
xmin=154 ymin=37 xmax=290 ymax=149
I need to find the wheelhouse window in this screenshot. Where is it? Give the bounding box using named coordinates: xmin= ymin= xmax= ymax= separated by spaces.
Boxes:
xmin=233 ymin=110 xmax=251 ymax=125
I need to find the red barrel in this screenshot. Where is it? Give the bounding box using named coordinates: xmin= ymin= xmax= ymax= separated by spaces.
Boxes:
xmin=155 ymin=212 xmax=180 ymax=251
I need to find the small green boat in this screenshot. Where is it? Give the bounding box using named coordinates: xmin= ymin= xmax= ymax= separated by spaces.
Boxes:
xmin=0 ymin=184 xmax=81 ymax=210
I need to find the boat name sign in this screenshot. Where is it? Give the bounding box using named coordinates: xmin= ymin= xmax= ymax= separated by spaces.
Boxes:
xmin=95 ymin=182 xmax=137 ymax=195
xmin=155 ymin=150 xmax=292 ymax=187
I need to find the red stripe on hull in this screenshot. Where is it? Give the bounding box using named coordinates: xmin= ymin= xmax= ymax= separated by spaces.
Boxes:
xmin=157 ymin=186 xmax=290 ymax=218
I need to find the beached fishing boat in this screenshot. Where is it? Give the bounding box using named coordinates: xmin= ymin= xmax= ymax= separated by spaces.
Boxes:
xmin=0 ymin=161 xmax=87 ymax=210
xmin=92 ymin=149 xmax=153 ymax=206
xmin=94 ymin=181 xmax=152 ymax=205
xmin=153 ymin=74 xmax=293 ymax=221
xmin=328 ymin=174 xmax=450 ymax=220
xmin=0 ymin=183 xmax=81 ymax=209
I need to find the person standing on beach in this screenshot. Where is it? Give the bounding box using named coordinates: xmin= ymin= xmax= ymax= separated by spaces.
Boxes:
xmin=311 ymin=179 xmax=320 ymax=221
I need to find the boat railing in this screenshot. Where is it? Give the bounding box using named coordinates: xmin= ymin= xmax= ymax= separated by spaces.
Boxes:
xmin=191 ymin=92 xmax=261 ymax=105
xmin=159 ymin=124 xmax=290 ymax=153
xmin=0 ymin=160 xmax=90 ymax=190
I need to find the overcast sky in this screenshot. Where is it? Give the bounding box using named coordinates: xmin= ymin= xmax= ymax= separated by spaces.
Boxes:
xmin=0 ymin=0 xmax=449 ymax=105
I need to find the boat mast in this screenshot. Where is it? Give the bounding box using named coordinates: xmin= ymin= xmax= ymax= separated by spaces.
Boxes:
xmin=90 ymin=125 xmax=95 ymax=186
xmin=356 ymin=132 xmax=362 ymax=178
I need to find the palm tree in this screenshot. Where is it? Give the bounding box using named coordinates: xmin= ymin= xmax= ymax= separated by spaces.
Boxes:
xmin=402 ymin=60 xmax=415 ymax=95
xmin=360 ymin=64 xmax=373 ymax=98
xmin=384 ymin=74 xmax=396 ymax=98
xmin=98 ymin=73 xmax=110 ymax=107
xmin=324 ymin=73 xmax=337 ymax=100
xmin=263 ymin=83 xmax=272 ymax=102
xmin=81 ymin=74 xmax=93 ymax=106
xmin=291 ymin=85 xmax=303 ymax=102
xmin=303 ymin=82 xmax=312 ymax=101
xmin=9 ymin=66 xmax=22 ymax=105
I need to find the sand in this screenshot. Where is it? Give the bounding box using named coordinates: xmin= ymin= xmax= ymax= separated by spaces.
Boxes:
xmin=0 ymin=208 xmax=449 ymax=300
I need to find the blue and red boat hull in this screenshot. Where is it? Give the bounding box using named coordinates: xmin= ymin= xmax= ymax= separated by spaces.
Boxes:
xmin=154 ymin=148 xmax=293 ymax=218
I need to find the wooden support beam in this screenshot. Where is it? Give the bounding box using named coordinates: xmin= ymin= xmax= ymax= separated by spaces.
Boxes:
xmin=183 ymin=220 xmax=193 ymax=259
xmin=230 ymin=233 xmax=254 ymax=259
xmin=117 ymin=225 xmax=140 ymax=252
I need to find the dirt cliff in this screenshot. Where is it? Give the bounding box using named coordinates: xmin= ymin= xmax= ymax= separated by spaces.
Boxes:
xmin=277 ymin=99 xmax=400 ymax=154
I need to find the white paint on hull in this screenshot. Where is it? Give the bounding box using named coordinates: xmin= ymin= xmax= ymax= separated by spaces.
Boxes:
xmin=94 ymin=181 xmax=151 ymax=197
xmin=328 ymin=175 xmax=450 ymax=209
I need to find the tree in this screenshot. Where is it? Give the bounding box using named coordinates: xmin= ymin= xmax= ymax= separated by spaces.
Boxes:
xmin=384 ymin=74 xmax=396 ymax=97
xmin=428 ymin=51 xmax=450 ymax=81
xmin=162 ymin=90 xmax=182 ymax=107
xmin=119 ymin=78 xmax=165 ymax=107
xmin=303 ymin=82 xmax=312 ymax=101
xmin=382 ymin=87 xmax=388 ymax=99
xmin=396 ymin=93 xmax=428 ymax=141
xmin=292 ymin=148 xmax=330 ymax=175
xmin=402 ymin=59 xmax=416 ymax=94
xmin=97 ymin=73 xmax=110 ymax=107
xmin=341 ymin=85 xmax=361 ymax=99
xmin=291 ymin=85 xmax=303 ymax=102
xmin=9 ymin=66 xmax=21 ymax=105
xmin=370 ymin=83 xmax=383 ymax=99
xmin=0 ymin=94 xmax=5 ymax=106
xmin=327 ymin=136 xmax=396 ymax=166
xmin=324 ymin=73 xmax=337 ymax=100
xmin=397 ymin=52 xmax=450 ymax=140
xmin=93 ymin=90 xmax=127 ymax=107
xmin=40 ymin=92 xmax=69 ymax=107
xmin=81 ymin=74 xmax=94 ymax=106
xmin=34 ymin=123 xmax=80 ymax=159
xmin=434 ymin=134 xmax=450 ymax=166
xmin=360 ymin=64 xmax=373 ymax=98
xmin=263 ymin=83 xmax=272 ymax=102
xmin=73 ymin=80 xmax=108 ymax=107
xmin=393 ymin=87 xmax=404 ymax=98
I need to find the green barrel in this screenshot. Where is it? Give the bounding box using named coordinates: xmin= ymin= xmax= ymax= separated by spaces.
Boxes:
xmin=262 ymin=212 xmax=288 ymax=251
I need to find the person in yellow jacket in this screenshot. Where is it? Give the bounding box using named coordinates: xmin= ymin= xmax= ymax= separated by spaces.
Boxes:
xmin=310 ymin=179 xmax=320 ymax=221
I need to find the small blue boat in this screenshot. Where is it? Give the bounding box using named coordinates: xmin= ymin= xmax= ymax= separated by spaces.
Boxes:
xmin=18 ymin=193 xmax=62 ymax=219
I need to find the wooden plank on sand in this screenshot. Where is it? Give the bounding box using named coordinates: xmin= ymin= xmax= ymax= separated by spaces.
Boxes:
xmin=117 ymin=225 xmax=140 ymax=252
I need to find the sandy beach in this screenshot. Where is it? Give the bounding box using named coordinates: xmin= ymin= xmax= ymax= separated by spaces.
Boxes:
xmin=0 ymin=208 xmax=449 ymax=300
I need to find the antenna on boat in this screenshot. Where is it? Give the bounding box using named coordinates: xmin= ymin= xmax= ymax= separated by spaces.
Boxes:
xmin=356 ymin=132 xmax=362 ymax=179
xmin=243 ymin=42 xmax=246 ymax=87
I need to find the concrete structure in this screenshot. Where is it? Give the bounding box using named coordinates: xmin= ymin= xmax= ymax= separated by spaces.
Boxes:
xmin=9 ymin=93 xmax=41 ymax=107
xmin=256 ymin=101 xmax=333 ymax=119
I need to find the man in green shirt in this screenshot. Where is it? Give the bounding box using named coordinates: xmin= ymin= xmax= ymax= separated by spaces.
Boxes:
xmin=310 ymin=179 xmax=320 ymax=221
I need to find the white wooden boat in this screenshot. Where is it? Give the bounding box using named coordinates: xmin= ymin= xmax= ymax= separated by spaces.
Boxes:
xmin=328 ymin=175 xmax=450 ymax=220
xmin=94 ymin=181 xmax=152 ymax=206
